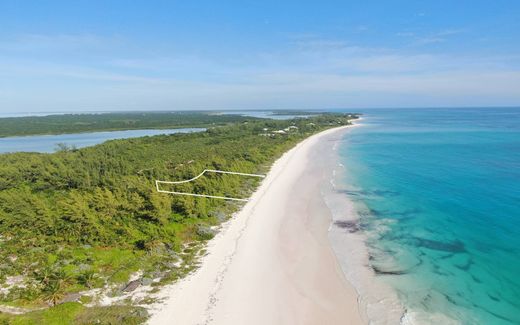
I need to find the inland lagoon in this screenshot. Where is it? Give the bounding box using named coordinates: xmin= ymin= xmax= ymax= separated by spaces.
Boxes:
xmin=0 ymin=128 xmax=204 ymax=153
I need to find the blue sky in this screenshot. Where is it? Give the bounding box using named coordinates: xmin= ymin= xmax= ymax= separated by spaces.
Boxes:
xmin=1 ymin=0 xmax=519 ymax=112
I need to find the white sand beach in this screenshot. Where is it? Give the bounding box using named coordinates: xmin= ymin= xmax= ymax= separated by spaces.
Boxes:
xmin=148 ymin=125 xmax=366 ymax=325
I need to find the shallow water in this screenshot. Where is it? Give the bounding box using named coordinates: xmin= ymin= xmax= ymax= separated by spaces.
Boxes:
xmin=335 ymin=108 xmax=520 ymax=324
xmin=0 ymin=128 xmax=204 ymax=153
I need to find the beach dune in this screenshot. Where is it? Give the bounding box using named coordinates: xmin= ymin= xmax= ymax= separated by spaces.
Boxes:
xmin=149 ymin=126 xmax=365 ymax=325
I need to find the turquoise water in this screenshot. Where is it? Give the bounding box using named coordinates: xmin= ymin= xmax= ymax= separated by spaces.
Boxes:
xmin=0 ymin=128 xmax=204 ymax=153
xmin=338 ymin=108 xmax=520 ymax=324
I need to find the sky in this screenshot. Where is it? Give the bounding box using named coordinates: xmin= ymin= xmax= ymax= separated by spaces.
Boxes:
xmin=0 ymin=0 xmax=519 ymax=113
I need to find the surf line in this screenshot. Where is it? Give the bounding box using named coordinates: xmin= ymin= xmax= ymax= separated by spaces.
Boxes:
xmin=155 ymin=169 xmax=266 ymax=202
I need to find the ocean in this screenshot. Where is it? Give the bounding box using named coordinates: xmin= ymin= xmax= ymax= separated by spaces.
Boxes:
xmin=332 ymin=108 xmax=520 ymax=324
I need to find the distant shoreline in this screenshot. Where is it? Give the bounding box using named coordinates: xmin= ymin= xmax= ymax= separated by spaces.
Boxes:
xmin=0 ymin=110 xmax=329 ymax=138
xmin=0 ymin=111 xmax=258 ymax=138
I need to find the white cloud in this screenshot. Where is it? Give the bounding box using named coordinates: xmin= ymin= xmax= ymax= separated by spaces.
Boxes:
xmin=401 ymin=28 xmax=466 ymax=46
xmin=0 ymin=33 xmax=519 ymax=112
xmin=415 ymin=37 xmax=446 ymax=45
xmin=0 ymin=33 xmax=122 ymax=54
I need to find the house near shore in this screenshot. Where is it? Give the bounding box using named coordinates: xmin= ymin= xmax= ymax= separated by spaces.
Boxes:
xmin=260 ymin=127 xmax=297 ymax=137
xmin=283 ymin=126 xmax=298 ymax=132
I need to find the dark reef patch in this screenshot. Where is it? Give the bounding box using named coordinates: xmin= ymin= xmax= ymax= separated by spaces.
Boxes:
xmin=472 ymin=275 xmax=483 ymax=284
xmin=413 ymin=237 xmax=466 ymax=253
xmin=371 ymin=264 xmax=408 ymax=276
xmin=432 ymin=263 xmax=452 ymax=276
xmin=336 ymin=188 xmax=400 ymax=198
xmin=454 ymin=257 xmax=474 ymax=271
xmin=443 ymin=293 xmax=460 ymax=306
xmin=488 ymin=293 xmax=501 ymax=302
xmin=334 ymin=220 xmax=361 ymax=233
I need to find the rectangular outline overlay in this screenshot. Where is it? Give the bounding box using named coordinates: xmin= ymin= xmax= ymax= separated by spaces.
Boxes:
xmin=155 ymin=169 xmax=266 ymax=202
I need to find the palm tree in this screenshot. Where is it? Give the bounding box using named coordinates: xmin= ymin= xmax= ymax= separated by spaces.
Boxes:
xmin=39 ymin=269 xmax=70 ymax=306
xmin=42 ymin=278 xmax=67 ymax=306
xmin=77 ymin=270 xmax=97 ymax=289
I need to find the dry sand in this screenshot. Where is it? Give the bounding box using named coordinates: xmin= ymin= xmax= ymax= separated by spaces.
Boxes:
xmin=148 ymin=125 xmax=366 ymax=325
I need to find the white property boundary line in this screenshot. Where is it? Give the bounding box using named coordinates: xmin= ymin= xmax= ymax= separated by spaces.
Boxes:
xmin=155 ymin=169 xmax=266 ymax=202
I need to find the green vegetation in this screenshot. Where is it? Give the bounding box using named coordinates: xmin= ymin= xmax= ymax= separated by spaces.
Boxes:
xmin=0 ymin=113 xmax=357 ymax=323
xmin=0 ymin=303 xmax=148 ymax=325
xmin=0 ymin=112 xmax=254 ymax=137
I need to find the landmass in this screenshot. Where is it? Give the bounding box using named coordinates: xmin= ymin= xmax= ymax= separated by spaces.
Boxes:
xmin=0 ymin=113 xmax=358 ymax=324
xmin=0 ymin=112 xmax=254 ymax=137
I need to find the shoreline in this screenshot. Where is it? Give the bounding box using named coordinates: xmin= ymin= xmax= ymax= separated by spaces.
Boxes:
xmin=147 ymin=124 xmax=366 ymax=324
xmin=324 ymin=119 xmax=405 ymax=324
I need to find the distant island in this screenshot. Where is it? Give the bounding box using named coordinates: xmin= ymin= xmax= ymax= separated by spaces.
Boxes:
xmin=0 ymin=112 xmax=258 ymax=138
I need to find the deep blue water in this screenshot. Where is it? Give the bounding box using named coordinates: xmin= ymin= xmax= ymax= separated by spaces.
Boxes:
xmin=338 ymin=108 xmax=520 ymax=324
xmin=0 ymin=128 xmax=204 ymax=153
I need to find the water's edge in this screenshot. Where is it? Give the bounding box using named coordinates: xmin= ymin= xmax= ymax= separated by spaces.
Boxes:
xmin=319 ymin=123 xmax=405 ymax=324
xmin=322 ymin=108 xmax=520 ymax=325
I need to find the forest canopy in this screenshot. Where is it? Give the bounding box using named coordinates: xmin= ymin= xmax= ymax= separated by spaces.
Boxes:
xmin=0 ymin=113 xmax=357 ymax=322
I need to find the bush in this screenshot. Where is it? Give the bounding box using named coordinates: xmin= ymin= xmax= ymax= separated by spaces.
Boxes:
xmin=74 ymin=305 xmax=148 ymax=325
xmin=196 ymin=225 xmax=217 ymax=240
